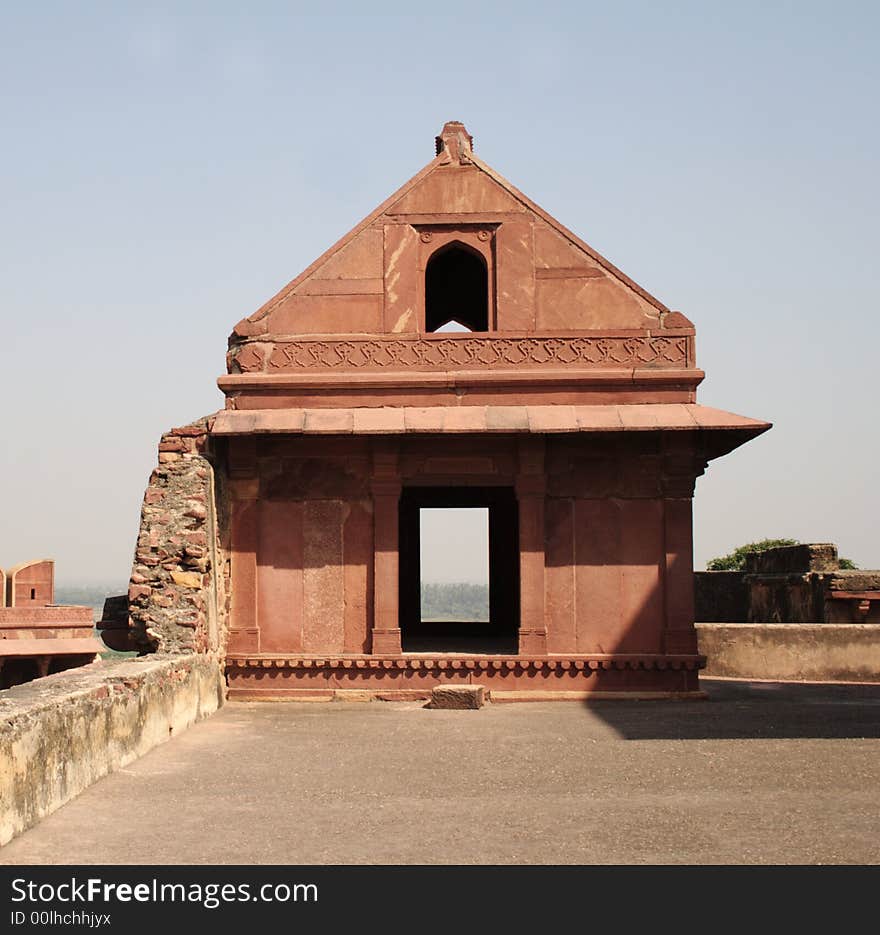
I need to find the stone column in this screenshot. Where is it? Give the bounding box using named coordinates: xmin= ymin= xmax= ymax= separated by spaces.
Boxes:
xmin=371 ymin=442 xmax=402 ymax=654
xmin=516 ymin=438 xmax=547 ymax=655
xmin=661 ymin=442 xmax=705 ymax=655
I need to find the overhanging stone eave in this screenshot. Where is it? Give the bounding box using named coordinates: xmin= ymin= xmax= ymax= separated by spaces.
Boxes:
xmin=697 ymin=422 xmax=773 ymax=461
xmin=210 ymin=403 xmax=772 ymax=440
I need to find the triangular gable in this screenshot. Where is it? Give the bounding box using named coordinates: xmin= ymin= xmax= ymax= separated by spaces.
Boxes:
xmin=232 ymin=123 xmax=673 ymax=339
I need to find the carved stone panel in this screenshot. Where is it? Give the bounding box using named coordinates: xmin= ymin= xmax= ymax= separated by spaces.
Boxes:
xmin=230 ymin=335 xmax=689 ymax=374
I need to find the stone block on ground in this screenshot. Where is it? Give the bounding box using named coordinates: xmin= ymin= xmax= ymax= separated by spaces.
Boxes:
xmin=429 ymin=684 xmax=485 ymax=709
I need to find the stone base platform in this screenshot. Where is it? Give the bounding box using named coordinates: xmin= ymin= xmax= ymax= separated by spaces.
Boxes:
xmin=225 ymin=653 xmax=706 ymax=701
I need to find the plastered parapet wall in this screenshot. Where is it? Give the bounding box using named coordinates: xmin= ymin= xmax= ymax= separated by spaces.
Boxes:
xmin=697 ymin=624 xmax=880 ymax=682
xmin=0 ymin=655 xmax=224 ymax=846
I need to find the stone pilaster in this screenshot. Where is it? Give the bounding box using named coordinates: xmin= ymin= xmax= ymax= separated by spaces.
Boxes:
xmin=516 ymin=438 xmax=547 ymax=655
xmin=371 ymin=441 xmax=402 ymax=654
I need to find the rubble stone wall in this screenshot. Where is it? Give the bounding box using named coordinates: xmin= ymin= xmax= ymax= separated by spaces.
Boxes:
xmin=127 ymin=417 xmax=227 ymax=654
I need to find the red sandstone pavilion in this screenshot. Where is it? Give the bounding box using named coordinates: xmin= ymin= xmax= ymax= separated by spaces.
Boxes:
xmin=115 ymin=122 xmax=771 ymax=700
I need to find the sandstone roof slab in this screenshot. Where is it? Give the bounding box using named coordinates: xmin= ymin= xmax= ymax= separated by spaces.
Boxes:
xmin=211 ymin=405 xmax=771 ymax=444
xmin=352 ymin=409 xmax=407 ymax=434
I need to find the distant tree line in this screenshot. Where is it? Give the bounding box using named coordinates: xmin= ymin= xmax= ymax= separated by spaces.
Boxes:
xmin=421 ymin=582 xmax=489 ymax=621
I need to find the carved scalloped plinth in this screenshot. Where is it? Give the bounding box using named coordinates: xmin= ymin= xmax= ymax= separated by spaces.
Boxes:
xmin=225 ymin=653 xmax=706 ymax=700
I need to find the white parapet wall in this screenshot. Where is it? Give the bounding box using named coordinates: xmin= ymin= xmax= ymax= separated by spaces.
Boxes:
xmin=696 ymin=623 xmax=880 ymax=683
xmin=0 ymin=654 xmax=224 ymax=847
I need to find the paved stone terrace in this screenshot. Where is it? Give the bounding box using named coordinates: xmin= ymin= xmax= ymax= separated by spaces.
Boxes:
xmin=2 ymin=679 xmax=879 ymax=865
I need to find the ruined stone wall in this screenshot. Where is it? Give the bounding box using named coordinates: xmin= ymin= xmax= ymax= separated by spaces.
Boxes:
xmin=746 ymin=574 xmax=827 ymax=623
xmin=825 ymin=572 xmax=880 ymax=624
xmin=127 ymin=417 xmax=227 ymax=654
xmin=743 ymin=543 xmax=839 ymax=575
xmin=696 ymin=545 xmax=880 ymax=624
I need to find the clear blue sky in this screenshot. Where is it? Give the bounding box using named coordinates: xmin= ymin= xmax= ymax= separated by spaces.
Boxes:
xmin=2 ymin=2 xmax=878 ymax=586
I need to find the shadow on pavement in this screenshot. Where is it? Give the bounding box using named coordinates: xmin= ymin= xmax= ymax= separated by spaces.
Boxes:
xmin=583 ymin=678 xmax=880 ymax=740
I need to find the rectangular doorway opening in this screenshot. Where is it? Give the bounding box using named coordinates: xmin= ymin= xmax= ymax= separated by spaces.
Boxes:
xmin=399 ymin=487 xmax=519 ymax=653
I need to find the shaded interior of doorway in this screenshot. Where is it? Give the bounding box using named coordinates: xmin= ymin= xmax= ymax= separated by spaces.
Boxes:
xmin=399 ymin=487 xmax=519 ymax=653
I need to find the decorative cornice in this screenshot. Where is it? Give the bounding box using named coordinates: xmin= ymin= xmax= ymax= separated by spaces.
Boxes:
xmin=217 ymin=369 xmax=704 ymax=397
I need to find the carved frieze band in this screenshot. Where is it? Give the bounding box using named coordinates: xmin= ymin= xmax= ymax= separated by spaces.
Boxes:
xmin=232 ymin=336 xmax=689 ymax=373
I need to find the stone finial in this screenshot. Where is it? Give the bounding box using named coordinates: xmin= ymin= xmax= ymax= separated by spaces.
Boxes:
xmin=435 ymin=121 xmax=474 ymax=164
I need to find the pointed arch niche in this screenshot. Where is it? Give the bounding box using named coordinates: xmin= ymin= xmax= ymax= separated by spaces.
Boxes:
xmin=417 ymin=226 xmax=496 ymax=333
